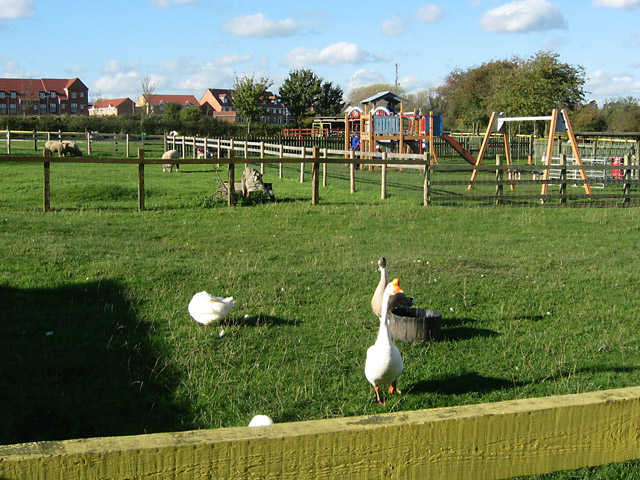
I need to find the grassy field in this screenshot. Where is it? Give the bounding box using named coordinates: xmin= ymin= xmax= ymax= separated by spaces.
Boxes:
xmin=1 ymin=158 xmax=639 ymax=478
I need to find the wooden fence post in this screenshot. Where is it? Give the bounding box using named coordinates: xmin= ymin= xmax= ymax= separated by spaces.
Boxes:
xmin=423 ymin=155 xmax=431 ymax=207
xmin=300 ymin=148 xmax=306 ymax=183
xmin=43 ymin=149 xmax=50 ymax=212
xmin=559 ymin=154 xmax=567 ymax=204
xmin=495 ymin=155 xmax=503 ymax=206
xmin=6 ymin=129 xmax=10 ymax=155
xmin=311 ymin=147 xmax=319 ymax=205
xmin=138 ymin=149 xmax=145 ymax=211
xmin=86 ymin=131 xmax=91 ymax=156
xmin=260 ymin=142 xmax=265 ymax=174
xmin=279 ymin=144 xmax=283 ymax=178
xmin=322 ymin=147 xmax=328 ymax=187
xmin=381 ymin=152 xmax=387 ymax=199
xmin=350 ymin=150 xmax=355 ymax=194
xmin=228 ymin=150 xmax=236 ymax=207
xmin=623 ymin=154 xmax=630 ymax=203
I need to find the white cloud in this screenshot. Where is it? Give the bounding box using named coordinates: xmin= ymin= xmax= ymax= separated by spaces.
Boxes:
xmin=222 ymin=13 xmax=304 ymax=38
xmin=93 ymin=71 xmax=147 ymax=100
xmin=148 ymin=0 xmax=197 ymax=8
xmin=591 ymin=0 xmax=640 ymax=8
xmin=283 ymin=42 xmax=372 ymax=68
xmin=347 ymin=69 xmax=387 ymax=92
xmin=415 ymin=4 xmax=445 ymax=23
xmin=382 ymin=16 xmax=407 ymax=36
xmin=0 ymin=0 xmax=35 ymax=19
xmin=586 ymin=69 xmax=640 ymax=101
xmin=479 ymin=0 xmax=567 ymax=33
xmin=101 ymin=60 xmax=141 ymax=74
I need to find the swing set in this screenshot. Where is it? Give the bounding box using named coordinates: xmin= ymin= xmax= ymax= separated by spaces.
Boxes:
xmin=468 ymin=109 xmax=592 ymax=196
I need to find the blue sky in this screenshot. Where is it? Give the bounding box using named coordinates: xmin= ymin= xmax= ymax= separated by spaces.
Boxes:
xmin=1 ymin=0 xmax=639 ymax=106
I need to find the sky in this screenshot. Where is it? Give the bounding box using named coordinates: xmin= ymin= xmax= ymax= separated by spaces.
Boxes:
xmin=1 ymin=0 xmax=640 ymax=106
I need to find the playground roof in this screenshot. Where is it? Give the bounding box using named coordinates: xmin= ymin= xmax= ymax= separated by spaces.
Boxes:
xmin=360 ymin=91 xmax=408 ymax=106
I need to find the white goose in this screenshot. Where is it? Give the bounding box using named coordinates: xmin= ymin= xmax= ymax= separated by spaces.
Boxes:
xmin=365 ymin=278 xmax=405 ymax=404
xmin=188 ymin=291 xmax=235 ymax=326
xmin=371 ymin=257 xmax=387 ymax=318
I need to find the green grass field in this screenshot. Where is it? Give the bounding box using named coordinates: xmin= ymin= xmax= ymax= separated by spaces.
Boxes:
xmin=1 ymin=158 xmax=639 ymax=478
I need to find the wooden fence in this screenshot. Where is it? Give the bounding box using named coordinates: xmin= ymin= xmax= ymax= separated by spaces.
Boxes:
xmin=1 ymin=386 xmax=639 ymax=479
xmin=2 ymin=138 xmax=639 ymax=210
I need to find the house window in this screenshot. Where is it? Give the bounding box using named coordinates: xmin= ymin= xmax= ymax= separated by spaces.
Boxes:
xmin=71 ymin=103 xmax=77 ymax=113
xmin=71 ymin=92 xmax=77 ymax=99
xmin=61 ymin=104 xmax=65 ymax=110
xmin=10 ymin=91 xmax=17 ymax=98
xmin=0 ymin=92 xmax=4 ymax=99
xmin=79 ymin=92 xmax=84 ymax=98
xmin=50 ymin=103 xmax=57 ymax=113
xmin=39 ymin=91 xmax=46 ymax=99
xmin=40 ymin=104 xmax=47 ymax=114
xmin=9 ymin=104 xmax=17 ymax=114
xmin=80 ymin=104 xmax=85 ymax=110
xmin=0 ymin=104 xmax=6 ymax=114
xmin=50 ymin=91 xmax=56 ymax=98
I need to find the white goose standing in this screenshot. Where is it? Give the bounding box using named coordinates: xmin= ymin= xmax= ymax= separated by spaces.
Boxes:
xmin=365 ymin=277 xmax=405 ymax=404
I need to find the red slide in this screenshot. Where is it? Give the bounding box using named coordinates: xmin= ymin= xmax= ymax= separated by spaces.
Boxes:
xmin=440 ymin=134 xmax=477 ymax=165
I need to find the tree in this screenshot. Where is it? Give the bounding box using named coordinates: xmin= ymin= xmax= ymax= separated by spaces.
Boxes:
xmin=164 ymin=102 xmax=182 ymax=123
xmin=232 ymin=74 xmax=273 ymax=134
xmin=346 ymin=84 xmax=405 ymax=105
xmin=314 ymin=81 xmax=344 ymax=117
xmin=140 ymin=76 xmax=156 ymax=115
xmin=405 ymin=88 xmax=444 ymax=115
xmin=437 ymin=59 xmax=518 ymax=131
xmin=278 ymin=69 xmax=323 ymax=123
xmin=489 ymin=51 xmax=585 ymax=118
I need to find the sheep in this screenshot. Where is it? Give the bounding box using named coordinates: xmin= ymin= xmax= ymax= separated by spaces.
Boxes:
xmin=162 ymin=149 xmax=180 ymax=172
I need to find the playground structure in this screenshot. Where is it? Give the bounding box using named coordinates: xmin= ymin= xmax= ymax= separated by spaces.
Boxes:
xmin=468 ymin=109 xmax=592 ymax=196
xmin=341 ymin=91 xmax=482 ymax=167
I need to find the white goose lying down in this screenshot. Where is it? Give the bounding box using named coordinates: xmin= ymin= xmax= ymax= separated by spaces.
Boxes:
xmin=188 ymin=291 xmax=235 ymax=326
xmin=365 ymin=278 xmax=405 ymax=404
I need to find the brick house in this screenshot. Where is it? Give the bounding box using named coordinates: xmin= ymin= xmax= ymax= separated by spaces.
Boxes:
xmin=135 ymin=94 xmax=200 ymax=115
xmin=199 ymin=88 xmax=291 ymax=124
xmin=89 ymin=97 xmax=135 ymax=116
xmin=0 ymin=77 xmax=89 ymax=116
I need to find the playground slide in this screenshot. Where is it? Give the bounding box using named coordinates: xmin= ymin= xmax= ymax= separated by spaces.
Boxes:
xmin=440 ymin=134 xmax=477 ymax=165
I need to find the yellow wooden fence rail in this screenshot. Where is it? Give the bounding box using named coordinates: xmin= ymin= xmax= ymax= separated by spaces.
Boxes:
xmin=1 ymin=387 xmax=639 ymax=479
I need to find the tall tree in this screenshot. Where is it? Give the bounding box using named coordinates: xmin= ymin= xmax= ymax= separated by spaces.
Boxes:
xmin=314 ymin=81 xmax=344 ymax=117
xmin=437 ymin=59 xmax=518 ymax=131
xmin=278 ymin=69 xmax=323 ymax=123
xmin=489 ymin=51 xmax=585 ymax=118
xmin=232 ymin=74 xmax=273 ymax=134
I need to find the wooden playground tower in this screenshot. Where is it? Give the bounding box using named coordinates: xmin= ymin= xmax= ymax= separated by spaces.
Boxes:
xmin=343 ymin=91 xmax=440 ymax=160
xmin=468 ymin=109 xmax=592 ymax=195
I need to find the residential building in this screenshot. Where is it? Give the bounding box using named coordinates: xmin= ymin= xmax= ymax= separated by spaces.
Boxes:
xmin=0 ymin=77 xmax=89 ymax=116
xmin=199 ymin=88 xmax=291 ymax=124
xmin=89 ymin=97 xmax=136 ymax=116
xmin=136 ymin=94 xmax=200 ymax=115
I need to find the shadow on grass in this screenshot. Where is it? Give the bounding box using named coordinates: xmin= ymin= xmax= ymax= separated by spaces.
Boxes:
xmin=440 ymin=317 xmax=500 ymax=341
xmin=408 ymin=372 xmax=523 ymax=396
xmin=225 ymin=314 xmax=301 ymax=327
xmin=0 ymin=280 xmax=185 ymax=445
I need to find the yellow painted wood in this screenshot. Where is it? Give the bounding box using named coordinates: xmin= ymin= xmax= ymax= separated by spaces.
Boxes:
xmin=1 ymin=387 xmax=639 ymax=480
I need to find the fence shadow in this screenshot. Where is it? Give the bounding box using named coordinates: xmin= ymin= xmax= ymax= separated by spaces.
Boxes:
xmin=0 ymin=280 xmax=186 ymax=445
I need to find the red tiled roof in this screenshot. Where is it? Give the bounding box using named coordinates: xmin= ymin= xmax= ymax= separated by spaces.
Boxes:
xmin=151 ymin=94 xmax=199 ymax=106
xmin=93 ymin=98 xmax=130 ymax=109
xmin=0 ymin=77 xmax=86 ymax=101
